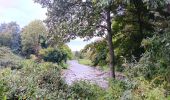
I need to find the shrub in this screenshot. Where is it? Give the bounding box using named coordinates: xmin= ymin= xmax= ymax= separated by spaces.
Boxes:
xmin=125 ymin=31 xmax=170 ymax=91
xmin=0 ymin=47 xmax=22 ymax=70
xmin=59 ymin=44 xmax=73 ymax=60
xmin=139 ymin=32 xmax=169 ymax=80
xmin=0 ymin=80 xmax=8 ymax=99
xmin=129 ymin=77 xmax=166 ymax=100
xmin=39 ymin=47 xmax=67 ymax=64
xmin=70 ymin=81 xmax=105 ymax=99
xmin=0 ymin=60 xmax=70 ymax=99
xmin=104 ymin=79 xmax=127 ymax=100
xmin=81 ymin=40 xmax=109 ymax=67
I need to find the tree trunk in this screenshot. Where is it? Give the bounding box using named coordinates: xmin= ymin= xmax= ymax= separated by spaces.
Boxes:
xmin=106 ymin=6 xmax=116 ymax=78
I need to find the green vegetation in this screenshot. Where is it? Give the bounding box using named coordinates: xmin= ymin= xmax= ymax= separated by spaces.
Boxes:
xmin=73 ymin=51 xmax=83 ymax=60
xmin=78 ymin=59 xmax=92 ymax=66
xmin=21 ymin=20 xmax=47 ymax=56
xmin=59 ymin=44 xmax=73 ymax=60
xmin=0 ymin=53 xmax=66 ymax=99
xmin=0 ymin=47 xmax=158 ymax=99
xmin=0 ymin=45 xmax=168 ymax=99
xmin=39 ymin=47 xmax=67 ymax=64
xmin=0 ymin=47 xmax=22 ymax=69
xmin=0 ymin=22 xmax=21 ymax=53
xmin=0 ymin=0 xmax=169 ymax=99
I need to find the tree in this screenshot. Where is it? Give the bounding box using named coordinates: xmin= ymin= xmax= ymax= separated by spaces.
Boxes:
xmin=0 ymin=22 xmax=21 ymax=53
xmin=21 ymin=20 xmax=47 ymax=56
xmin=81 ymin=39 xmax=108 ymax=66
xmin=39 ymin=47 xmax=67 ymax=64
xmin=108 ymin=0 xmax=155 ymax=62
xmin=0 ymin=32 xmax=12 ymax=47
xmin=34 ymin=0 xmax=120 ymax=78
xmin=59 ymin=44 xmax=73 ymax=60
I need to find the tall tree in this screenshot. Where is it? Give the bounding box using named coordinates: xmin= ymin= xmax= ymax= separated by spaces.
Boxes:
xmin=0 ymin=22 xmax=21 ymax=53
xmin=34 ymin=0 xmax=120 ymax=78
xmin=111 ymin=0 xmax=154 ymax=61
xmin=109 ymin=0 xmax=168 ymax=62
xmin=21 ymin=20 xmax=47 ymax=56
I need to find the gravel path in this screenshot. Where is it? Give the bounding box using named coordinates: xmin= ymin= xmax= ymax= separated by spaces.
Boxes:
xmin=62 ymin=60 xmax=110 ymax=88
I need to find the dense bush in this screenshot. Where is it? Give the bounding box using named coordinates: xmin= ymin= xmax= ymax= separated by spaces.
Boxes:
xmin=122 ymin=77 xmax=167 ymax=100
xmin=69 ymin=78 xmax=167 ymax=100
xmin=70 ymin=81 xmax=105 ymax=99
xmin=127 ymin=31 xmax=170 ymax=85
xmin=104 ymin=80 xmax=127 ymax=100
xmin=0 ymin=60 xmax=71 ymax=99
xmin=39 ymin=47 xmax=67 ymax=64
xmin=81 ymin=40 xmax=109 ymax=66
xmin=0 ymin=47 xmax=22 ymax=69
xmin=59 ymin=44 xmax=73 ymax=60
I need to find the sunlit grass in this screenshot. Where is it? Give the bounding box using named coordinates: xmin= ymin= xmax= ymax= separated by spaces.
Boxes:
xmin=78 ymin=59 xmax=92 ymax=66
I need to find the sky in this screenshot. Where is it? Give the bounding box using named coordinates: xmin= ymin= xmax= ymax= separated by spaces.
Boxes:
xmin=0 ymin=0 xmax=95 ymax=51
xmin=67 ymin=37 xmax=100 ymax=51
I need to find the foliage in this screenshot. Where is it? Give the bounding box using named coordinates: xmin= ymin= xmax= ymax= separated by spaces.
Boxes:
xmin=0 ymin=60 xmax=71 ymax=99
xmin=81 ymin=40 xmax=108 ymax=66
xmin=0 ymin=47 xmax=167 ymax=99
xmin=80 ymin=39 xmax=125 ymax=72
xmin=0 ymin=80 xmax=8 ymax=100
xmin=78 ymin=59 xmax=92 ymax=66
xmin=0 ymin=0 xmax=169 ymax=99
xmin=125 ymin=29 xmax=170 ymax=92
xmin=59 ymin=44 xmax=73 ymax=60
xmin=0 ymin=48 xmax=69 ymax=99
xmin=110 ymin=0 xmax=156 ymax=64
xmin=21 ymin=20 xmax=47 ymax=56
xmin=73 ymin=51 xmax=83 ymax=59
xmin=34 ymin=0 xmax=112 ymax=41
xmin=122 ymin=77 xmax=167 ymax=100
xmin=35 ymin=0 xmax=118 ymax=78
xmin=104 ymin=79 xmax=127 ymax=100
xmin=0 ymin=22 xmax=21 ymax=53
xmin=70 ymin=81 xmax=105 ymax=100
xmin=39 ymin=47 xmax=67 ymax=65
xmin=0 ymin=33 xmax=12 ymax=47
xmin=70 ymin=78 xmax=167 ymax=100
xmin=0 ymin=47 xmax=22 ymax=70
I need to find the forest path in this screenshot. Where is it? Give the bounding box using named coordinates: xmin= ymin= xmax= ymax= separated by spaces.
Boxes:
xmin=62 ymin=60 xmax=125 ymax=89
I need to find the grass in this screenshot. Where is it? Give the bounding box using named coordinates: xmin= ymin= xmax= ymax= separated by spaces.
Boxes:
xmin=78 ymin=59 xmax=92 ymax=66
xmin=100 ymin=65 xmax=110 ymax=71
xmin=78 ymin=59 xmax=109 ymax=71
xmin=60 ymin=62 xmax=69 ymax=69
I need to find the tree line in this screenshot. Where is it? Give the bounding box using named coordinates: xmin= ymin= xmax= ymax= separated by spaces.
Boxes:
xmin=0 ymin=20 xmax=73 ymax=64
